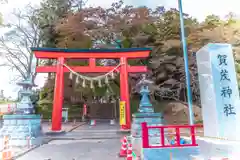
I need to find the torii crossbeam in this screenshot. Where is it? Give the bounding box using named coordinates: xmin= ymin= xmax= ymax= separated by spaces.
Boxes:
xmin=32 ymin=47 xmax=151 ymax=131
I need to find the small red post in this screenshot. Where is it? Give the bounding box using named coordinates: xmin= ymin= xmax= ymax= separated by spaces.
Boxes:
xmin=141 ymin=122 xmax=149 ymax=148
xmin=175 ymin=127 xmax=181 ymax=146
xmin=7 ymin=104 xmax=11 ymax=113
xmin=52 ymin=57 xmax=64 ymax=131
xmin=160 ymin=127 xmax=165 ymax=147
xmin=191 ymin=126 xmax=196 ymax=145
xmin=83 ymin=104 xmax=87 ymax=116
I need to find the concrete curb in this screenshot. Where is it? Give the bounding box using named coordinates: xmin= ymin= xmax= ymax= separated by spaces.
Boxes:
xmin=45 ymin=130 xmax=66 ymax=136
xmin=116 ymin=129 xmax=131 ymax=134
xmin=12 ymin=144 xmax=44 ymax=160
xmin=66 ymin=123 xmax=86 ymax=132
xmin=44 ymin=122 xmax=86 ymax=136
xmin=13 ymin=122 xmax=86 ymax=159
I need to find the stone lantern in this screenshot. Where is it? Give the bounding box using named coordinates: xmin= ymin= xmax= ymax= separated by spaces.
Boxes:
xmin=0 ymin=77 xmax=43 ymax=147
xmin=15 ymin=78 xmax=35 ymax=114
xmin=131 ymin=74 xmax=164 ymax=156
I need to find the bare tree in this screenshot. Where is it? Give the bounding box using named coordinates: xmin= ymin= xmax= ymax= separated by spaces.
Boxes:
xmin=0 ymin=5 xmax=43 ymax=82
xmin=0 ymin=0 xmax=9 ymax=26
xmin=0 ymin=14 xmax=2 ymax=26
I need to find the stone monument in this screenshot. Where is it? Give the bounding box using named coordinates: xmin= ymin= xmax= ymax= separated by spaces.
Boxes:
xmin=0 ymin=78 xmax=43 ymax=147
xmin=131 ymin=74 xmax=164 ymax=156
xmin=195 ymin=43 xmax=240 ymax=159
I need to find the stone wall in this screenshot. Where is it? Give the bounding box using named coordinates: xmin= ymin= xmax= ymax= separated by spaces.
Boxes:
xmin=142 ymin=146 xmax=199 ymax=160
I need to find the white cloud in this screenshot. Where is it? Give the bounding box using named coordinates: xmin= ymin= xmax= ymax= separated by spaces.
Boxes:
xmin=128 ymin=0 xmax=240 ymax=21
xmin=86 ymin=0 xmax=115 ymax=7
xmin=0 ymin=0 xmax=240 ymax=98
xmin=180 ymin=0 xmax=240 ymax=21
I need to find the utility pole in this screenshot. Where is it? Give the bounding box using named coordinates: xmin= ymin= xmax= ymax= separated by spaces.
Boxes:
xmin=178 ymin=0 xmax=194 ymax=125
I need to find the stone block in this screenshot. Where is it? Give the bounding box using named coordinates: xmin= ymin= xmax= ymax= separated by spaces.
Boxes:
xmin=132 ymin=136 xmax=169 ymax=157
xmin=131 ymin=112 xmax=165 ymax=158
xmin=131 ymin=113 xmax=162 ymax=138
xmin=0 ymin=114 xmax=43 ymax=147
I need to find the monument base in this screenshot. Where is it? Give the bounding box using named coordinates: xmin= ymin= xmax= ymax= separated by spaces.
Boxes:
xmin=131 ymin=112 xmax=163 ymax=156
xmin=142 ymin=147 xmax=199 ymax=160
xmin=131 ymin=113 xmax=163 ymax=136
xmin=196 ymin=137 xmax=240 ymax=159
xmin=132 ymin=136 xmax=170 ymax=157
xmin=0 ymin=114 xmax=43 ymax=147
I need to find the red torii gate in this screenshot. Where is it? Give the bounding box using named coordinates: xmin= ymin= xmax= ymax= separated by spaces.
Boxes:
xmin=32 ymin=47 xmax=151 ymax=131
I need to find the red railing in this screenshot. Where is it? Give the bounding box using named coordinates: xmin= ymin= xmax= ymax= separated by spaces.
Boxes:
xmin=141 ymin=122 xmax=203 ymax=148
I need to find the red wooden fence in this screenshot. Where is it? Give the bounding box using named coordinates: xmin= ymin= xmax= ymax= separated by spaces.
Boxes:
xmin=141 ymin=122 xmax=203 ymax=148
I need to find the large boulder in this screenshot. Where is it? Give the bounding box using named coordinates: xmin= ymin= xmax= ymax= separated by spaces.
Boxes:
xmin=163 ymin=102 xmax=202 ymax=125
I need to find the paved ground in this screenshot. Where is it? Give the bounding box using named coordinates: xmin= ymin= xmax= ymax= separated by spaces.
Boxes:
xmin=16 ymin=122 xmax=124 ymax=160
xmin=17 ymin=139 xmax=122 ymax=160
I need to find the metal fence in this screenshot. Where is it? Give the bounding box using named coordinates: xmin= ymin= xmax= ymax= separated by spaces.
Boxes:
xmin=141 ymin=122 xmax=203 ymax=148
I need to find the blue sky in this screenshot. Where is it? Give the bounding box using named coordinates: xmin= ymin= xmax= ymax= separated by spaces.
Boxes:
xmin=0 ymin=0 xmax=240 ymax=98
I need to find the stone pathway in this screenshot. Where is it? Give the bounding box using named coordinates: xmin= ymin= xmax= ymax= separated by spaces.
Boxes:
xmin=15 ymin=122 xmax=124 ymax=160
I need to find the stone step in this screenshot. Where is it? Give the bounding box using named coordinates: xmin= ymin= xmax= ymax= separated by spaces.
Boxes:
xmin=72 ymin=129 xmax=119 ymax=133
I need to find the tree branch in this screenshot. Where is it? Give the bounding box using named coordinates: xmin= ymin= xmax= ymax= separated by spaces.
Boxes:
xmin=0 ymin=37 xmax=29 ymax=74
xmin=0 ymin=5 xmax=43 ymax=82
